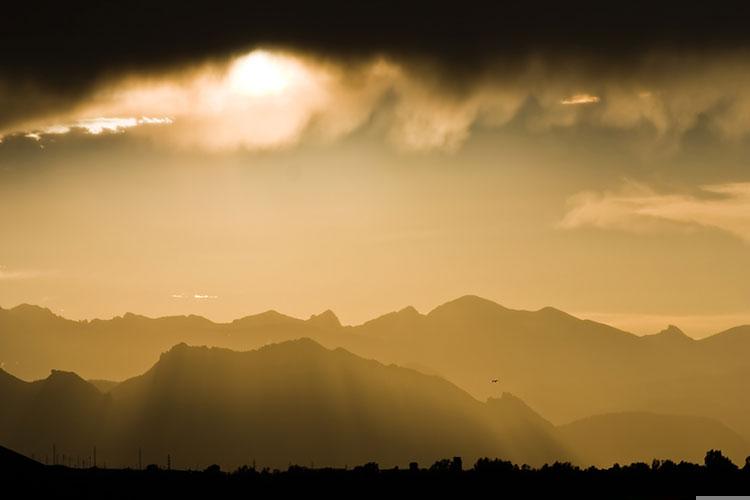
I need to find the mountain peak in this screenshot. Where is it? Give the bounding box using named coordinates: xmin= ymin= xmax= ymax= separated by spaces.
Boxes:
xmin=231 ymin=309 xmax=302 ymax=327
xmin=7 ymin=303 xmax=58 ymax=319
xmin=357 ymin=305 xmax=423 ymax=332
xmin=40 ymin=369 xmax=103 ymax=398
xmin=536 ymin=306 xmax=574 ymax=318
xmin=46 ymin=369 xmax=88 ymax=384
xmin=307 ymin=309 xmax=341 ymax=329
xmin=428 ymin=295 xmax=507 ymax=317
xmin=645 ymin=324 xmax=692 ymax=342
xmin=398 ymin=305 xmax=420 ymax=316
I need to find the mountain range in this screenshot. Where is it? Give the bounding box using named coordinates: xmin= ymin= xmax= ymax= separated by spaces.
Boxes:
xmin=1 ymin=339 xmax=746 ymax=470
xmin=2 ymin=295 xmax=750 ymax=446
xmin=0 ymin=340 xmax=570 ymax=469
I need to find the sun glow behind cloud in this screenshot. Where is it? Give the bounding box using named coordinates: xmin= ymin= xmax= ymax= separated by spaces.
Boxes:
xmin=228 ymin=51 xmax=301 ymax=97
xmin=8 ymin=51 xmax=750 ymax=151
xmin=72 ymin=49 xmax=351 ymax=150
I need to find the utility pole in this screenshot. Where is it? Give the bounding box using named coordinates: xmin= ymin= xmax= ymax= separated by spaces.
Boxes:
xmin=138 ymin=447 xmax=142 ymax=470
xmin=52 ymin=444 xmax=56 ymax=465
xmin=93 ymin=446 xmax=97 ymax=468
xmin=167 ymin=454 xmax=171 ymax=471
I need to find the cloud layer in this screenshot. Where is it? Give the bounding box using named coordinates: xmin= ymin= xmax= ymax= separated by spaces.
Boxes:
xmin=561 ymin=182 xmax=750 ymax=242
xmin=8 ymin=49 xmax=750 ymax=152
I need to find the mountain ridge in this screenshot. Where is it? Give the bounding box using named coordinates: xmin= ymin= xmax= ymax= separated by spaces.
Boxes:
xmin=0 ymin=339 xmax=575 ymax=469
xmin=1 ymin=340 xmax=745 ymax=469
xmin=8 ymin=297 xmax=750 ymax=343
xmin=3 ymin=295 xmax=750 ymax=440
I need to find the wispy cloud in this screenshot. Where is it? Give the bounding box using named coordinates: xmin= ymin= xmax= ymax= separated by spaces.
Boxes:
xmin=18 ymin=116 xmax=172 ymax=141
xmin=560 ymin=182 xmax=750 ymax=242
xmin=0 ymin=265 xmax=46 ymax=280
xmin=193 ymin=294 xmax=219 ymax=300
xmin=170 ymin=293 xmax=219 ymax=300
xmin=560 ymin=93 xmax=600 ymax=105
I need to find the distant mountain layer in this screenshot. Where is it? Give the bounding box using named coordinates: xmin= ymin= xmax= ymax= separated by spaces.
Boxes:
xmin=1 ymin=341 xmax=745 ymax=470
xmin=559 ymin=412 xmax=749 ymax=467
xmin=2 ymin=296 xmax=750 ymax=440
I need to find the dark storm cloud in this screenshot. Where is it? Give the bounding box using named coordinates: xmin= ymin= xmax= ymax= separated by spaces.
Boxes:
xmin=4 ymin=0 xmax=750 ymax=144
xmin=4 ymin=0 xmax=750 ymax=89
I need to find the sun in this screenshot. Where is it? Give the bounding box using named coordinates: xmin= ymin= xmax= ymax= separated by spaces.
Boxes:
xmin=228 ymin=50 xmax=301 ymax=97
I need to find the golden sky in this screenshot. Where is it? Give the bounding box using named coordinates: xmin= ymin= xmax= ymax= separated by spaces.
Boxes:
xmin=2 ymin=49 xmax=750 ymax=337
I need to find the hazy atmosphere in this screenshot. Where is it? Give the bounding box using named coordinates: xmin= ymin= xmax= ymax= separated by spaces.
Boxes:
xmin=2 ymin=2 xmax=750 ymax=496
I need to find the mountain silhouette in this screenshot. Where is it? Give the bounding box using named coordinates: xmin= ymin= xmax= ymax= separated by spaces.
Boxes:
xmin=0 ymin=368 xmax=109 ymax=460
xmin=0 ymin=340 xmax=572 ymax=470
xmin=0 ymin=444 xmax=42 ymax=470
xmin=2 ymin=340 xmax=745 ymax=470
xmin=3 ymin=296 xmax=750 ymax=441
xmin=641 ymin=325 xmax=693 ymax=344
xmin=559 ymin=412 xmax=749 ymax=466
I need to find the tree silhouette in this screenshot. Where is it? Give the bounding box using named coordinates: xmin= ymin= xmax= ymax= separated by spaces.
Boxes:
xmin=704 ymin=449 xmax=737 ymax=472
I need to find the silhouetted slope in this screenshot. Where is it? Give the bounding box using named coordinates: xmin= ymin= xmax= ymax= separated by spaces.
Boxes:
xmin=87 ymin=379 xmax=119 ymax=393
xmin=0 ymin=341 xmax=571 ymax=470
xmin=0 ymin=444 xmax=42 ymax=470
xmin=0 ymin=369 xmax=34 ymax=431
xmin=106 ymin=340 xmax=569 ymax=469
xmin=484 ymin=393 xmax=566 ymax=465
xmin=340 ymin=297 xmax=750 ymax=439
xmin=560 ymin=412 xmax=749 ymax=466
xmin=0 ymin=369 xmax=109 ymax=463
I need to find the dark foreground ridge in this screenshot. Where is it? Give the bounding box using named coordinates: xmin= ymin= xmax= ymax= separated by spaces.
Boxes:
xmin=3 ymin=446 xmax=750 ymax=499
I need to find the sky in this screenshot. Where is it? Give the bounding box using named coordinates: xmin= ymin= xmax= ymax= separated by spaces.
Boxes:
xmin=2 ymin=1 xmax=750 ymax=337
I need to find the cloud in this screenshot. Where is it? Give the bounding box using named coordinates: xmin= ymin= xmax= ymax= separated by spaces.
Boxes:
xmin=0 ymin=50 xmax=517 ymax=152
xmin=4 ymin=2 xmax=750 ymax=153
xmin=170 ymin=293 xmax=219 ymax=300
xmin=560 ymin=181 xmax=750 ymax=242
xmin=4 ymin=1 xmax=750 ymax=99
xmin=9 ymin=50 xmax=750 ymax=152
xmin=0 ymin=266 xmax=46 ymax=280
xmin=17 ymin=117 xmax=173 ymax=141
xmin=561 ymin=94 xmax=600 ymax=105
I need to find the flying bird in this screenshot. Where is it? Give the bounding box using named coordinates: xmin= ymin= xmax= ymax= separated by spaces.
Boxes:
xmin=491 ymin=379 xmax=499 ymax=383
